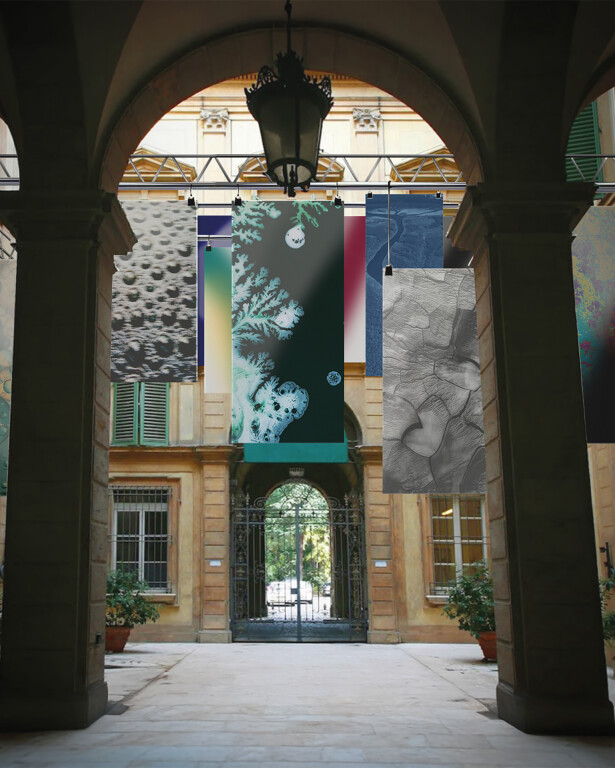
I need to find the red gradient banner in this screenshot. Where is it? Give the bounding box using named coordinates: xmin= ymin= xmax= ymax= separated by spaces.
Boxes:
xmin=344 ymin=216 xmax=366 ymax=363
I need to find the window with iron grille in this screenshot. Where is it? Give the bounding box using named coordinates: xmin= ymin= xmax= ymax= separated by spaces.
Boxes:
xmin=429 ymin=495 xmax=488 ymax=595
xmin=112 ymin=382 xmax=169 ymax=446
xmin=110 ymin=486 xmax=172 ymax=592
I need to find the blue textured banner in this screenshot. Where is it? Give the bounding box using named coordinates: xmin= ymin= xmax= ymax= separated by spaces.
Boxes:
xmin=366 ymin=194 xmax=443 ymax=376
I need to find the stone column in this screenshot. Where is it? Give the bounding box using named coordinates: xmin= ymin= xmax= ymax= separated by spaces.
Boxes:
xmin=449 ymin=182 xmax=615 ymax=735
xmin=197 ymin=446 xmax=234 ymax=642
xmin=0 ymin=191 xmax=134 ymax=730
xmin=358 ymin=446 xmax=401 ymax=643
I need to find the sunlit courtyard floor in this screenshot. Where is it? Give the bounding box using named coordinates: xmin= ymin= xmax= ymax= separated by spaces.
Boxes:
xmin=0 ymin=643 xmax=614 ymax=767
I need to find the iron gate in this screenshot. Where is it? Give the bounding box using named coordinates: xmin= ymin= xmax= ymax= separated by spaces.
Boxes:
xmin=230 ymin=490 xmax=367 ymax=642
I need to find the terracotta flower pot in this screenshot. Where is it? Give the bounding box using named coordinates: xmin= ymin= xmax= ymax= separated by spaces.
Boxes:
xmin=105 ymin=626 xmax=131 ymax=652
xmin=477 ymin=630 xmax=497 ymax=661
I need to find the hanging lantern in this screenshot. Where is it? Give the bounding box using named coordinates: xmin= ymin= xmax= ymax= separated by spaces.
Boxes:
xmin=245 ymin=1 xmax=333 ymax=197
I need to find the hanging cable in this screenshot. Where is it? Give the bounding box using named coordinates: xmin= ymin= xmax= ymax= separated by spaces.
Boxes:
xmin=334 ymin=183 xmax=342 ymax=208
xmin=385 ymin=180 xmax=393 ymax=276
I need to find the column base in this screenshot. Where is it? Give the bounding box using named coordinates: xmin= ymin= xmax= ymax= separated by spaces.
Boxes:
xmin=497 ymin=682 xmax=615 ymax=735
xmin=0 ymin=680 xmax=108 ymax=731
xmin=197 ymin=630 xmax=232 ymax=643
xmin=367 ymin=630 xmax=401 ymax=644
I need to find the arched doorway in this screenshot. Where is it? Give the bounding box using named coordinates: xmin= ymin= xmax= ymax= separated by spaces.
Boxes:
xmin=230 ymin=480 xmax=366 ymax=642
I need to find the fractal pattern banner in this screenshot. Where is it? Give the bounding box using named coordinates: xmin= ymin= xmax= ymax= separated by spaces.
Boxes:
xmin=0 ymin=260 xmax=16 ymax=495
xmin=112 ymin=201 xmax=197 ymax=382
xmin=366 ymin=194 xmax=443 ymax=376
xmin=572 ymin=207 xmax=615 ymax=442
xmin=344 ymin=216 xmax=366 ymax=363
xmin=383 ymin=268 xmax=486 ymax=494
xmin=232 ymin=201 xmax=343 ymax=443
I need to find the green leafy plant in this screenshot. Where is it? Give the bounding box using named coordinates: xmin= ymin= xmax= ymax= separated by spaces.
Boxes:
xmin=600 ymin=570 xmax=615 ymax=647
xmin=106 ymin=570 xmax=160 ymax=628
xmin=442 ymin=562 xmax=495 ymax=639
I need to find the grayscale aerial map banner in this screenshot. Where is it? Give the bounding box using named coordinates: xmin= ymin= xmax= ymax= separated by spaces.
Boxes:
xmin=382 ymin=268 xmax=486 ymax=494
xmin=112 ymin=201 xmax=197 ymax=382
xmin=232 ymin=201 xmax=344 ymax=444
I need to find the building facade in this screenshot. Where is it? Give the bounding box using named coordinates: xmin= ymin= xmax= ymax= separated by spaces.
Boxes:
xmin=105 ymin=76 xmax=488 ymax=645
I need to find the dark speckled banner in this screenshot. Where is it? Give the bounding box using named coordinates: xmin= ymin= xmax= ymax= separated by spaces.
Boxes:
xmin=112 ymin=201 xmax=197 ymax=382
xmin=232 ymin=201 xmax=343 ymax=444
xmin=383 ymin=268 xmax=486 ymax=493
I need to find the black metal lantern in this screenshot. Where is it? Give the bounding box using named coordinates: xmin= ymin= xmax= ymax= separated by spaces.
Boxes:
xmin=245 ymin=1 xmax=333 ymax=197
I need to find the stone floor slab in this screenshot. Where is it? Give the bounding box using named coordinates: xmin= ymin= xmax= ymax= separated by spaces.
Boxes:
xmin=0 ymin=643 xmax=613 ymax=768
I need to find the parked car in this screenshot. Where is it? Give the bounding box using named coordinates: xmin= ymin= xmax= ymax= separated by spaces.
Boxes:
xmin=267 ymin=579 xmax=313 ymax=605
xmin=322 ymin=582 xmax=331 ymax=597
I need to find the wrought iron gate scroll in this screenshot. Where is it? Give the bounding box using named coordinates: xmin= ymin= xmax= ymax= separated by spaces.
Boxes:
xmin=230 ymin=491 xmax=367 ymax=642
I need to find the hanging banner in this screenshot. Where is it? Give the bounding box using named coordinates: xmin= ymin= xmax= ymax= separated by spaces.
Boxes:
xmin=198 ymin=215 xmax=232 ymax=392
xmin=383 ymin=268 xmax=486 ymax=493
xmin=203 ymin=245 xmax=232 ymax=393
xmin=232 ymin=200 xmax=343 ymax=443
xmin=572 ymin=207 xmax=615 ymax=442
xmin=0 ymin=259 xmax=16 ymax=495
xmin=112 ymin=201 xmax=197 ymax=382
xmin=344 ymin=216 xmax=366 ymax=363
xmin=198 ymin=215 xmax=231 ymax=367
xmin=366 ymin=194 xmax=443 ymax=376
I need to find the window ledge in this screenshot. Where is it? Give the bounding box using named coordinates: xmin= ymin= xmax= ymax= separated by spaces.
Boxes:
xmin=426 ymin=594 xmax=449 ymax=605
xmin=145 ymin=593 xmax=177 ymax=604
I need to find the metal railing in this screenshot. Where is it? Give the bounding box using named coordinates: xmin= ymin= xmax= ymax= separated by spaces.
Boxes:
xmin=1 ymin=153 xmax=615 ymax=191
xmin=0 ymin=226 xmax=15 ymax=260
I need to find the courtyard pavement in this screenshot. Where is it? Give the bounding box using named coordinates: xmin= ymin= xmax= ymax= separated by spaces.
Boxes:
xmin=0 ymin=642 xmax=614 ymax=767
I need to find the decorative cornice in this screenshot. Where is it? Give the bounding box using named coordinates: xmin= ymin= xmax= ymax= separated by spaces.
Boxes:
xmin=195 ymin=445 xmax=239 ymax=463
xmin=352 ymin=107 xmax=381 ymax=132
xmin=110 ymin=444 xmax=240 ymax=465
xmin=355 ymin=445 xmax=383 ymax=463
xmin=449 ymin=181 xmax=596 ymax=253
xmin=0 ymin=189 xmax=135 ymax=254
xmin=344 ymin=362 xmax=366 ymax=377
xmin=200 ymin=108 xmax=229 ymax=132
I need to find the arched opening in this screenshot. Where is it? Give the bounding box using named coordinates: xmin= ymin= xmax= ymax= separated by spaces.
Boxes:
xmin=0 ymin=115 xmax=18 ymax=575
xmin=99 ymin=27 xmax=484 ymax=194
xmin=230 ymin=479 xmax=366 ymax=642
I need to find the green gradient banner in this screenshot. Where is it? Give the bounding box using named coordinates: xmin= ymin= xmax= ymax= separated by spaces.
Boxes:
xmin=203 ymin=244 xmax=232 ymax=393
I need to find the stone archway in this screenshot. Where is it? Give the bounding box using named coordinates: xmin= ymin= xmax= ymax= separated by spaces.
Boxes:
xmin=97 ymin=26 xmax=484 ymax=193
xmin=0 ymin=0 xmax=614 ymax=734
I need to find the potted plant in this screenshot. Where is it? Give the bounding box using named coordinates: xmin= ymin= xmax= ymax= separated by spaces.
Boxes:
xmin=105 ymin=569 xmax=160 ymax=652
xmin=443 ymin=562 xmax=496 ymax=661
xmin=600 ymin=571 xmax=615 ymax=675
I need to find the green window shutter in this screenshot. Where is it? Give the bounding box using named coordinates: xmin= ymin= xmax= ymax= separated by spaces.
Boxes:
xmin=112 ymin=383 xmax=138 ymax=445
xmin=139 ymin=382 xmax=169 ymax=446
xmin=566 ymin=102 xmax=602 ymax=183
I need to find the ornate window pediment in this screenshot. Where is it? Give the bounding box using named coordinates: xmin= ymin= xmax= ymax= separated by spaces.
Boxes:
xmin=122 ymin=147 xmax=197 ymax=184
xmin=390 ymin=146 xmax=462 ymax=184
